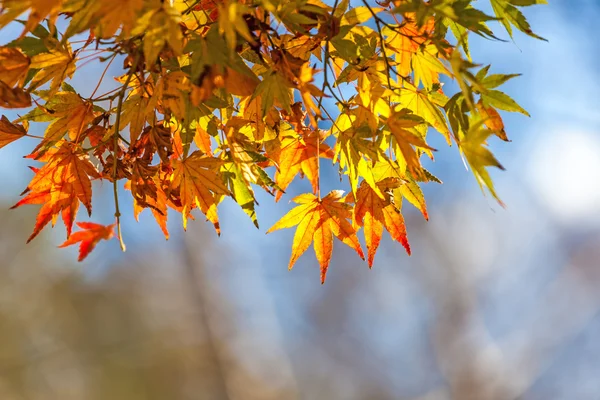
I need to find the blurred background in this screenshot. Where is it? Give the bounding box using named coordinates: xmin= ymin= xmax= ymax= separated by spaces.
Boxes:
xmin=1 ymin=1 xmax=600 ymax=399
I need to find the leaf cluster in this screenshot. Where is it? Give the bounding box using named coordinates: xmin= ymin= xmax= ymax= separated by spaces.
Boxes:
xmin=0 ymin=0 xmax=545 ymax=282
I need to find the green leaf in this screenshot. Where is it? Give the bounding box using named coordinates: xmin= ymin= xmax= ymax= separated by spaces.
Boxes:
xmin=222 ymin=162 xmax=259 ymax=228
xmin=254 ymin=72 xmax=292 ymax=116
xmin=481 ymin=89 xmax=530 ymax=116
xmin=460 ymin=121 xmax=505 ymax=205
xmin=480 ymin=73 xmax=521 ymax=89
xmin=491 ymin=0 xmax=546 ymax=40
xmin=5 ymin=36 xmax=48 ymax=57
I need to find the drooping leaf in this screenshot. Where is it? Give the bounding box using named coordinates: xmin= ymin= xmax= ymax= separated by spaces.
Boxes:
xmin=0 ymin=47 xmax=30 ymax=87
xmin=13 ymin=141 xmax=100 ymax=241
xmin=140 ymin=3 xmax=184 ymax=65
xmin=59 ymin=222 xmax=115 ymax=261
xmin=0 ymin=115 xmax=27 ymax=149
xmin=170 ymin=151 xmax=231 ymax=233
xmin=267 ymin=191 xmax=365 ymax=283
xmin=460 ymin=121 xmax=505 ymax=205
xmin=353 ymin=179 xmax=411 ymax=267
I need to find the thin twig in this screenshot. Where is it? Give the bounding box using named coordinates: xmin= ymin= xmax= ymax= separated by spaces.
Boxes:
xmin=111 ymin=53 xmax=141 ymax=252
xmin=361 ymin=0 xmax=395 ymax=90
xmin=89 ymin=53 xmax=117 ymax=99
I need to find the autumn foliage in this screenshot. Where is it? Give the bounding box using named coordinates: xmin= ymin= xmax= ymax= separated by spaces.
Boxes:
xmin=0 ymin=0 xmax=545 ymax=282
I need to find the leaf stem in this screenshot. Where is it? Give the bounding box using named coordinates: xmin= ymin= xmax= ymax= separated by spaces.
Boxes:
xmin=24 ymin=133 xmax=45 ymax=140
xmin=316 ymin=0 xmax=340 ymax=201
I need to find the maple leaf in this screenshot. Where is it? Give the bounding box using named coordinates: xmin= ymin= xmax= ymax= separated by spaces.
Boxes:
xmin=155 ymin=71 xmax=191 ymax=121
xmin=490 ymin=0 xmax=547 ymax=40
xmin=398 ymin=173 xmax=430 ymax=221
xmin=29 ymin=43 xmax=76 ymax=94
xmin=371 ymin=160 xmax=434 ymax=221
xmin=267 ymin=191 xmax=365 ymax=284
xmin=126 ymin=175 xmax=170 ymax=240
xmin=460 ymin=120 xmax=505 ymax=205
xmin=179 ymin=0 xmax=221 ymax=30
xmin=476 ymin=99 xmax=508 ymax=141
xmin=225 ymin=118 xmax=279 ymax=183
xmin=352 ymin=179 xmax=411 ymax=267
xmin=254 ymin=72 xmax=293 ymax=117
xmin=239 ymin=94 xmax=280 ymax=142
xmin=94 ymin=0 xmax=144 ymax=38
xmin=194 ymin=121 xmax=214 ymax=156
xmin=119 ymin=75 xmax=155 ymax=142
xmin=333 ymin=122 xmax=384 ymax=198
xmin=386 ymin=13 xmax=435 ymax=78
xmin=0 ymin=115 xmax=27 ymax=149
xmin=412 ymin=44 xmax=450 ymax=89
xmin=218 ymin=1 xmax=256 ymax=53
xmin=0 ymin=47 xmax=32 ymax=108
xmin=0 ymin=47 xmax=30 ymax=87
xmin=13 ymin=142 xmax=100 ymax=241
xmin=140 ymin=3 xmax=184 ymax=65
xmin=224 ymin=65 xmax=260 ymax=97
xmin=385 ymin=109 xmax=436 ymax=181
xmin=271 ymin=127 xmax=334 ymax=201
xmin=220 ymin=118 xmax=279 ymax=226
xmin=120 ymin=94 xmax=153 ymax=143
xmin=170 ymin=151 xmax=231 ymax=233
xmin=59 ymin=222 xmax=115 ymax=262
xmin=297 ymin=63 xmax=325 ymax=128
xmin=0 ymin=81 xmax=32 ymax=108
xmin=31 ymin=92 xmax=95 ymax=155
xmin=0 ymin=0 xmax=63 ymax=35
xmin=395 ymin=83 xmax=452 ymax=144
xmin=221 ymin=160 xmax=259 ymax=228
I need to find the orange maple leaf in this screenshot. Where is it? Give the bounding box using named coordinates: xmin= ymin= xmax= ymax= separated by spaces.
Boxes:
xmin=353 ymin=180 xmax=411 ymax=267
xmin=13 ymin=142 xmax=100 ymax=241
xmin=59 ymin=222 xmax=115 ymax=261
xmin=267 ymin=191 xmax=365 ymax=284
xmin=272 ymin=129 xmax=334 ymax=201
xmin=387 ymin=13 xmax=435 ymax=78
xmin=125 ymin=175 xmax=170 ymax=240
xmin=0 ymin=47 xmax=30 ymax=88
xmin=476 ymin=99 xmax=508 ymax=141
xmin=0 ymin=115 xmax=27 ymax=149
xmin=0 ymin=81 xmax=31 ymax=109
xmin=170 ymin=151 xmax=231 ymax=233
xmin=386 ymin=109 xmax=436 ymax=181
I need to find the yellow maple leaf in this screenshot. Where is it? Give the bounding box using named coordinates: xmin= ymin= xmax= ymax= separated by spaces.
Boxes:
xmin=0 ymin=47 xmax=30 ymax=87
xmin=386 ymin=109 xmax=435 ymax=180
xmin=0 ymin=0 xmax=63 ymax=35
xmin=353 ymin=180 xmax=410 ymax=267
xmin=94 ymin=0 xmax=144 ymax=38
xmin=29 ymin=43 xmax=76 ymax=94
xmin=267 ymin=190 xmax=365 ymax=284
xmin=218 ymin=0 xmax=256 ymax=53
xmin=170 ymin=151 xmax=231 ymax=233
xmin=141 ymin=3 xmax=184 ymax=65
xmin=31 ymin=92 xmax=95 ymax=154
